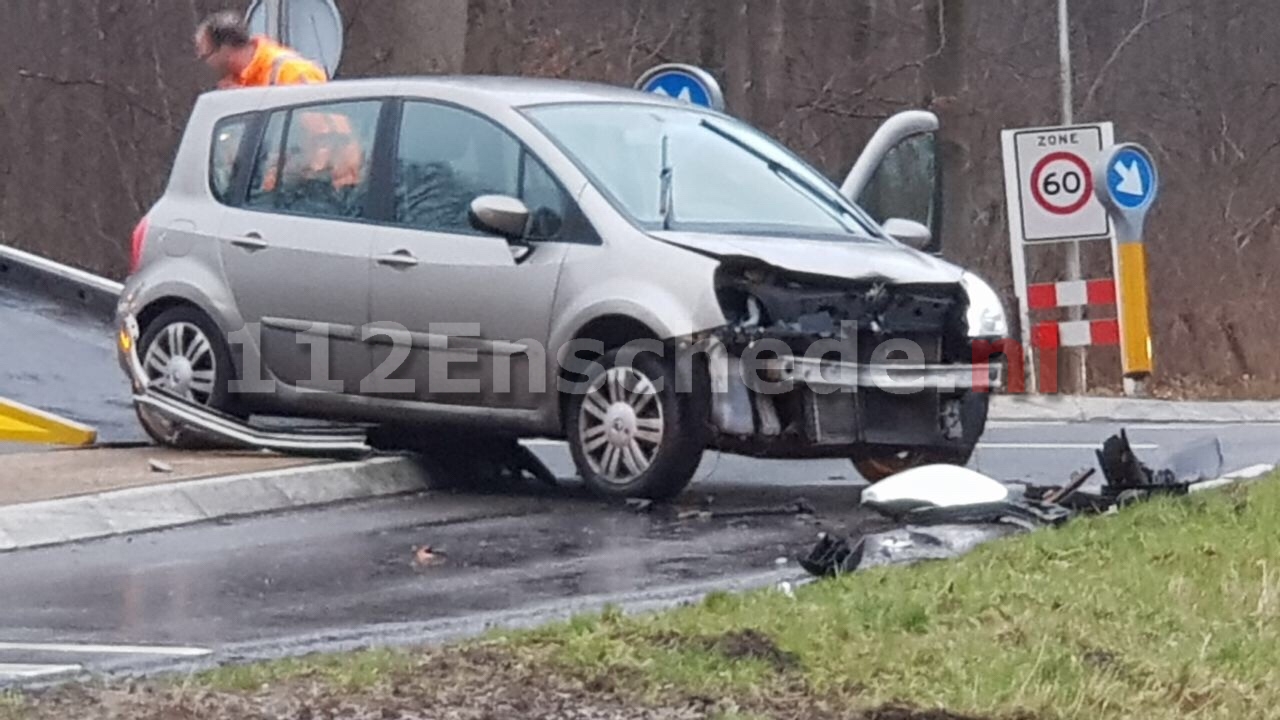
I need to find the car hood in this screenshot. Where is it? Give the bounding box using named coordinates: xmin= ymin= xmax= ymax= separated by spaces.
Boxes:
xmin=649 ymin=231 xmax=966 ymax=285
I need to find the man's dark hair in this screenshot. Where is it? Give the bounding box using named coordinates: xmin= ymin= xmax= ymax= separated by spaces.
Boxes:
xmin=198 ymin=10 xmax=252 ymax=49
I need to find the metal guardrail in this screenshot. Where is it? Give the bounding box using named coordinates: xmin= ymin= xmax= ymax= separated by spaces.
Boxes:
xmin=0 ymin=244 xmax=122 ymax=320
xmin=0 ymin=244 xmax=123 ymax=296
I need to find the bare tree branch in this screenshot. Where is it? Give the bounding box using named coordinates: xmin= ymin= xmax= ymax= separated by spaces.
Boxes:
xmin=1081 ymin=0 xmax=1187 ymax=114
xmin=17 ymin=69 xmax=176 ymax=130
xmin=794 ymin=99 xmax=899 ymax=121
xmin=1231 ymin=205 xmax=1279 ymax=253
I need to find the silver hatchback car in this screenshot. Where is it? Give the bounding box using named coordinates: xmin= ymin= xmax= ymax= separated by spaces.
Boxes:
xmin=116 ymin=76 xmax=1008 ymax=500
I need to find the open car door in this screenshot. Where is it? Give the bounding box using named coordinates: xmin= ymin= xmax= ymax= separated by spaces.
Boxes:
xmin=838 ymin=110 xmax=943 ymax=254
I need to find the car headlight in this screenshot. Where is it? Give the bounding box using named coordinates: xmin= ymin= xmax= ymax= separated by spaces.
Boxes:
xmin=961 ymin=272 xmax=1008 ymax=339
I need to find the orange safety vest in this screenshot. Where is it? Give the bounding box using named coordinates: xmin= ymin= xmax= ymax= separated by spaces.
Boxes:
xmin=225 ymin=38 xmax=362 ymax=192
xmin=229 ymin=36 xmax=328 ymax=88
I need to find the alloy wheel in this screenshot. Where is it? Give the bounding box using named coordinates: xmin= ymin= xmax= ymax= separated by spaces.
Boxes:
xmin=577 ymin=365 xmax=665 ymax=485
xmin=142 ymin=321 xmax=218 ymax=405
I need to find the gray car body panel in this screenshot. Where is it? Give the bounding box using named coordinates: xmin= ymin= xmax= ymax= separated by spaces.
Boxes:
xmin=118 ymin=75 xmax=989 ymax=446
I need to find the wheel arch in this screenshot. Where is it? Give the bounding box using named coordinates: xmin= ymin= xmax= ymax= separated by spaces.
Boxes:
xmin=556 ymin=314 xmax=664 ymax=427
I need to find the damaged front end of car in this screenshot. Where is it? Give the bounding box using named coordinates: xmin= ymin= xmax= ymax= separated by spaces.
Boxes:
xmin=685 ymin=259 xmax=1007 ymax=461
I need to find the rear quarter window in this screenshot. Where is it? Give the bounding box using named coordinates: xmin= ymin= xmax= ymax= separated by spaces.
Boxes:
xmin=209 ymin=114 xmax=254 ymax=204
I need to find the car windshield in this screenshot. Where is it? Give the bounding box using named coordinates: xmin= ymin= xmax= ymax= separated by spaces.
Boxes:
xmin=522 ymin=103 xmax=886 ymax=242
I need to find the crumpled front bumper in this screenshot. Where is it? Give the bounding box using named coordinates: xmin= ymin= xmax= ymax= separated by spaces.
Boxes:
xmin=761 ymin=355 xmax=1004 ymax=393
xmin=705 ymin=340 xmax=1001 ymax=453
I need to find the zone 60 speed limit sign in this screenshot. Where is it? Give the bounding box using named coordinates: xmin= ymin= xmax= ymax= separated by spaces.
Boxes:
xmin=1002 ymin=124 xmax=1113 ymax=243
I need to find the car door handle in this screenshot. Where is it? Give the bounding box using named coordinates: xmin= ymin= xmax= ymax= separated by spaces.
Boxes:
xmin=231 ymin=233 xmax=268 ymax=251
xmin=375 ymin=250 xmax=419 ymax=268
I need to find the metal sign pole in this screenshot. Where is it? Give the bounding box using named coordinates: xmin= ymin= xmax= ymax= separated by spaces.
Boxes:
xmin=1058 ymin=0 xmax=1087 ymax=395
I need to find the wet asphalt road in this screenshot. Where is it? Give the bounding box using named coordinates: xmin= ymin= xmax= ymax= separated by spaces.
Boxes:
xmin=2 ymin=279 xmax=1280 ymax=684
xmin=0 ymin=476 xmax=881 ymax=682
xmin=0 ymin=282 xmax=142 ymax=447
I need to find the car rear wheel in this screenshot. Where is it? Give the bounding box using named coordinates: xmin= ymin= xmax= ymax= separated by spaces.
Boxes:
xmin=566 ymin=349 xmax=707 ymax=501
xmin=135 ymin=306 xmax=239 ymax=448
xmin=851 ymin=445 xmax=977 ymax=483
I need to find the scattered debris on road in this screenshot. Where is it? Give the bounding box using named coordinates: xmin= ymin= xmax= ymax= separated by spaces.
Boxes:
xmin=412 ymin=545 xmax=444 ymax=567
xmin=801 ymin=524 xmax=1024 ymax=577
xmin=147 ymin=458 xmax=173 ymax=474
xmin=801 ymin=429 xmax=1253 ymax=578
xmin=625 ymin=498 xmax=654 ymax=513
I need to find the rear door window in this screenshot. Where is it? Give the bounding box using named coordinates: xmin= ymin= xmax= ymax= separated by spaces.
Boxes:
xmin=245 ymin=100 xmax=384 ymax=221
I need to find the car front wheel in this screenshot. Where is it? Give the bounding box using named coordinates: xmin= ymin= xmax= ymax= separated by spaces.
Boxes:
xmin=566 ymin=349 xmax=707 ymax=501
xmin=135 ymin=306 xmax=239 ymax=448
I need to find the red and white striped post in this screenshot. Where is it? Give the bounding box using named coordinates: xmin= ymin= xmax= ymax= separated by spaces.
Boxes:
xmin=1026 ymin=278 xmax=1119 ymax=392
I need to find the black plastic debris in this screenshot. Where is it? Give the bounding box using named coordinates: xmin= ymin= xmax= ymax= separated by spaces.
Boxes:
xmin=1065 ymin=429 xmax=1225 ymax=508
xmin=799 ymin=532 xmax=862 ymax=577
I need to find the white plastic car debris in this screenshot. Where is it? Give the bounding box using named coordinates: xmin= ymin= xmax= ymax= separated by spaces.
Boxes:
xmin=861 ymin=464 xmax=1010 ymax=518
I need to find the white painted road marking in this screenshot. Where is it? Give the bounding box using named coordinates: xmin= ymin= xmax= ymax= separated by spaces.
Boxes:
xmin=0 ymin=663 xmax=81 ymax=679
xmin=522 ymin=439 xmax=1157 ymax=451
xmin=0 ymin=641 xmax=211 ymax=657
xmin=977 ymin=442 xmax=1157 ymax=450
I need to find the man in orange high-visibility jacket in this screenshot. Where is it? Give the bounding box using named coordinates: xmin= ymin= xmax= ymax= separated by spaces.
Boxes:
xmin=194 ymin=10 xmax=328 ymax=89
xmin=195 ymin=10 xmax=363 ymax=191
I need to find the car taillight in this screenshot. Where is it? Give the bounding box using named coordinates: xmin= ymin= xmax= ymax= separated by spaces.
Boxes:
xmin=129 ymin=217 xmax=149 ymax=274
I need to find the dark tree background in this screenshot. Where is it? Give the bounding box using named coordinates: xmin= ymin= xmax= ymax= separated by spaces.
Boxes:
xmin=4 ymin=0 xmax=1275 ymax=397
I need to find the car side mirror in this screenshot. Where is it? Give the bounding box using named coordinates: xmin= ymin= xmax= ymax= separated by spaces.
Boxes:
xmin=881 ymin=218 xmax=933 ymax=251
xmin=469 ymin=195 xmax=531 ymax=241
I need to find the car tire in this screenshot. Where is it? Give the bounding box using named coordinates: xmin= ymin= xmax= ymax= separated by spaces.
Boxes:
xmin=135 ymin=306 xmax=239 ymax=449
xmin=566 ymin=348 xmax=708 ymax=502
xmin=851 ymin=445 xmax=977 ymax=483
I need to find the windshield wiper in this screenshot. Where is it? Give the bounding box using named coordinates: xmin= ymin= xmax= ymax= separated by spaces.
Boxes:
xmin=698 ymin=119 xmax=874 ymax=235
xmin=659 ymin=132 xmax=674 ymax=230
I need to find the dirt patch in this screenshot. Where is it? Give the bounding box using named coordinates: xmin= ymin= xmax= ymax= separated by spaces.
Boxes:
xmin=8 ymin=644 xmax=1031 ymax=720
xmin=649 ymin=629 xmax=800 ymax=672
xmin=707 ymin=629 xmax=800 ymax=672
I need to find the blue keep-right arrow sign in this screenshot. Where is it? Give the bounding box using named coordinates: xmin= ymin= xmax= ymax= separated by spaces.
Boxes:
xmin=1106 ymin=145 xmax=1157 ymax=211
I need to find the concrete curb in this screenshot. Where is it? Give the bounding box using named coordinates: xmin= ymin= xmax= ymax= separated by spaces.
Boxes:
xmin=991 ymin=395 xmax=1280 ymax=424
xmin=0 ymin=455 xmax=431 ymax=553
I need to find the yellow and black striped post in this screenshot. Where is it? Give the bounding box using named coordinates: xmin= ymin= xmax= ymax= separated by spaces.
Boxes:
xmin=1094 ymin=143 xmax=1159 ymax=381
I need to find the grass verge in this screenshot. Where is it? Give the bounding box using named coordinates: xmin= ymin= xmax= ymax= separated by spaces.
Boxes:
xmin=506 ymin=477 xmax=1280 ymax=719
xmin=7 ymin=476 xmax=1280 ymax=719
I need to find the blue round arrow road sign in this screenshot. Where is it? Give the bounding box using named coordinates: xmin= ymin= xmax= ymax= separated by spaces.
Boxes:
xmin=1106 ymin=145 xmax=1157 ymax=211
xmin=635 ymin=64 xmax=725 ymax=112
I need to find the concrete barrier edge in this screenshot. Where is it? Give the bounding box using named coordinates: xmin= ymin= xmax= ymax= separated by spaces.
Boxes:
xmin=0 ymin=455 xmax=432 ymax=553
